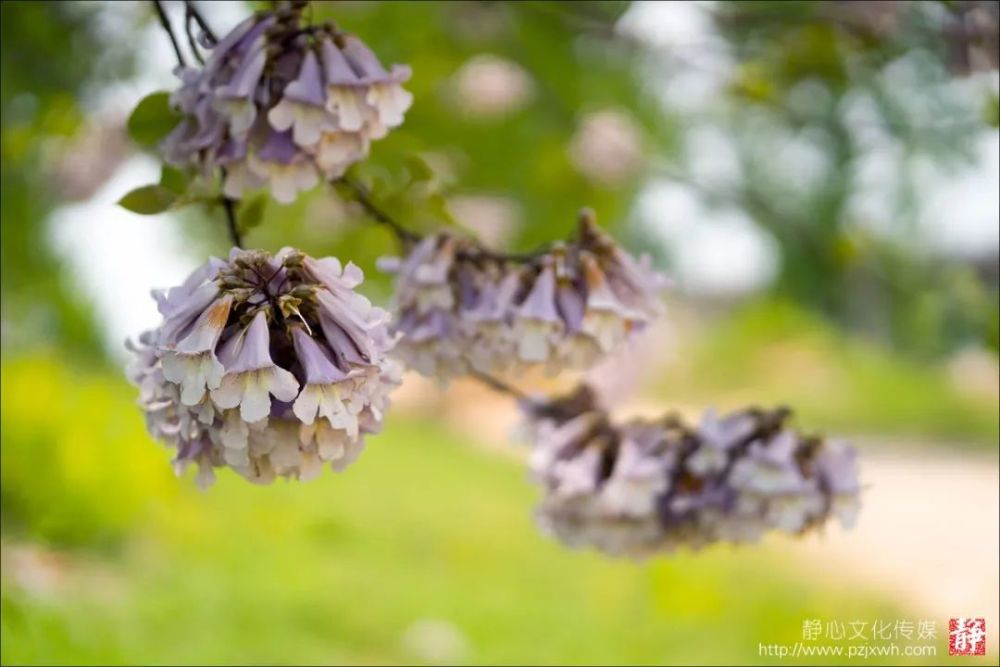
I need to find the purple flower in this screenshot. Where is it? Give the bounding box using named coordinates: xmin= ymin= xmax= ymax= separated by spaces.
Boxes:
xmin=291 ymin=327 xmax=360 ymax=436
xmin=158 ymin=10 xmax=413 ymax=204
xmin=211 ymin=310 xmax=300 ymax=423
xmin=379 ymin=210 xmax=667 ymax=380
xmin=267 ymin=50 xmax=337 ymax=146
xmin=212 ymin=43 xmax=267 ymax=136
xmin=687 ymin=407 xmax=755 ymax=475
xmin=813 ymin=439 xmax=862 ymax=528
xmin=126 ymin=248 xmax=400 ymax=487
xmin=160 ymin=294 xmax=232 ymax=406
xmin=246 ymin=130 xmax=319 ymax=203
xmin=515 ymin=265 xmax=562 ymax=363
xmin=340 ymin=36 xmax=413 ymax=130
xmin=519 ymin=386 xmax=862 ymax=557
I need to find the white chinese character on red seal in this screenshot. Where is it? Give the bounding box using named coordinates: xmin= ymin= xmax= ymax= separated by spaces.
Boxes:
xmin=949 ymin=618 xmax=986 ymax=656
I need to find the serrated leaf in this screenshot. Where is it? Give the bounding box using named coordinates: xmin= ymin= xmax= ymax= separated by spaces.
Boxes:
xmin=239 ymin=194 xmax=268 ymax=232
xmin=117 ymin=185 xmax=177 ymax=215
xmin=159 ymin=165 xmax=189 ymax=195
xmin=127 ymin=92 xmax=177 ymax=148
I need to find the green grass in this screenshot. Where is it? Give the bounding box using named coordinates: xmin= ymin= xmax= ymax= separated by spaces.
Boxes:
xmin=1 ymin=356 xmax=994 ymax=665
xmin=652 ymin=300 xmax=999 ymax=446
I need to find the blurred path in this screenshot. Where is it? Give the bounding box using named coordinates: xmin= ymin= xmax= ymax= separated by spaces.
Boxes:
xmin=795 ymin=448 xmax=999 ymax=653
xmin=396 ymin=379 xmax=1000 ymax=654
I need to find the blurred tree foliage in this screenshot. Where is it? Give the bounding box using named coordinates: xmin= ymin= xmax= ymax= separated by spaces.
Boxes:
xmin=671 ymin=0 xmax=999 ymax=356
xmin=0 ymin=1 xmax=134 ymax=362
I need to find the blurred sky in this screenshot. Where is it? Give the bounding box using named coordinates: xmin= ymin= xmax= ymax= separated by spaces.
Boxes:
xmin=49 ymin=0 xmax=1000 ymax=358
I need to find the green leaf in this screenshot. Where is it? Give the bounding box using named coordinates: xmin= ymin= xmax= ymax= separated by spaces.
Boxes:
xmin=117 ymin=185 xmax=177 ymax=215
xmin=159 ymin=165 xmax=189 ymax=195
xmin=238 ymin=194 xmax=268 ymax=232
xmin=425 ymin=193 xmax=456 ymax=226
xmin=404 ymin=154 xmax=434 ymax=183
xmin=127 ymin=92 xmax=177 ymax=148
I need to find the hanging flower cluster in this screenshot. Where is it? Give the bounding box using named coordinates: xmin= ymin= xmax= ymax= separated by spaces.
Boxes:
xmin=520 ymin=386 xmax=861 ymax=558
xmin=126 ymin=248 xmax=401 ymax=488
xmin=378 ymin=210 xmax=666 ymax=379
xmin=161 ymin=7 xmax=413 ymax=204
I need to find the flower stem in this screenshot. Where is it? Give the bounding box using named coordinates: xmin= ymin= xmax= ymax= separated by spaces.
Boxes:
xmin=468 ymin=370 xmax=531 ymax=402
xmin=152 ymin=0 xmax=187 ymax=68
xmin=337 ymin=176 xmax=422 ymax=246
xmin=335 ymin=176 xmax=549 ymax=263
xmin=183 ymin=4 xmax=206 ymax=65
xmin=182 ymin=0 xmax=217 ymax=45
xmin=221 ymin=193 xmax=243 ymax=248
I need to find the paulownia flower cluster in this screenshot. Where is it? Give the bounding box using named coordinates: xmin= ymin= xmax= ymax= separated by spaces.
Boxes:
xmin=378 ymin=210 xmax=666 ymax=379
xmin=521 ymin=386 xmax=861 ymax=557
xmin=161 ymin=6 xmax=412 ymax=203
xmin=127 ymin=1 xmax=863 ymax=556
xmin=127 ymin=247 xmax=400 ymax=488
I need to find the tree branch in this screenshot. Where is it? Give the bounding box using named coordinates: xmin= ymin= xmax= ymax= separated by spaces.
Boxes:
xmin=337 ymin=176 xmax=422 ymax=245
xmin=335 ymin=176 xmax=549 ymax=263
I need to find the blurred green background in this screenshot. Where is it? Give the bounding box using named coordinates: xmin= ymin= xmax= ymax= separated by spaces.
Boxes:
xmin=1 ymin=1 xmax=997 ymax=665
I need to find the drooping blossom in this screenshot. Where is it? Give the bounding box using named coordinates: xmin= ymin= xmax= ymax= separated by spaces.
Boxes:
xmin=379 ymin=209 xmax=666 ymax=380
xmin=520 ymin=386 xmax=862 ymax=558
xmin=127 ymin=247 xmax=400 ymax=487
xmin=160 ymin=6 xmax=412 ymax=204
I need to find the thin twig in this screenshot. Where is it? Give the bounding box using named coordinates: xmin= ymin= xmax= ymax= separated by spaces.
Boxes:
xmin=336 ymin=177 xmax=549 ymax=263
xmin=152 ymin=0 xmax=187 ymax=68
xmin=469 ymin=370 xmax=531 ymax=402
xmin=183 ymin=0 xmax=217 ymax=45
xmin=183 ymin=5 xmax=206 ymax=65
xmin=221 ymin=195 xmax=243 ymax=248
xmin=337 ymin=176 xmax=422 ymax=245
xmin=458 ymin=244 xmax=547 ymax=265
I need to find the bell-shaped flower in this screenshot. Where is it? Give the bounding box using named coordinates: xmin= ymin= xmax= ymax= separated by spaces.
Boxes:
xmin=156 ymin=281 xmax=221 ymax=347
xmin=267 ymin=50 xmax=337 ymax=146
xmin=291 ymin=327 xmax=360 ymax=435
xmin=515 ymin=265 xmax=563 ymax=363
xmin=686 ymin=407 xmax=755 ymax=476
xmin=212 ymin=43 xmax=267 ymax=136
xmin=160 ymin=294 xmax=232 ymax=406
xmin=313 ymin=130 xmax=369 ymax=179
xmin=729 ymin=430 xmax=803 ymax=495
xmin=211 ymin=310 xmax=300 ymax=422
xmin=599 ymin=430 xmax=673 ymax=517
xmin=340 ymin=36 xmax=413 ymax=128
xmin=550 ymin=446 xmax=602 ymax=501
xmin=247 ymin=130 xmax=319 ymax=203
xmin=320 ymin=38 xmax=371 ymax=132
xmin=579 ymin=256 xmax=631 ymax=353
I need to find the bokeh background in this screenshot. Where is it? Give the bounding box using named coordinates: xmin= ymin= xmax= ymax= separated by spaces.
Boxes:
xmin=1 ymin=1 xmax=998 ymax=664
